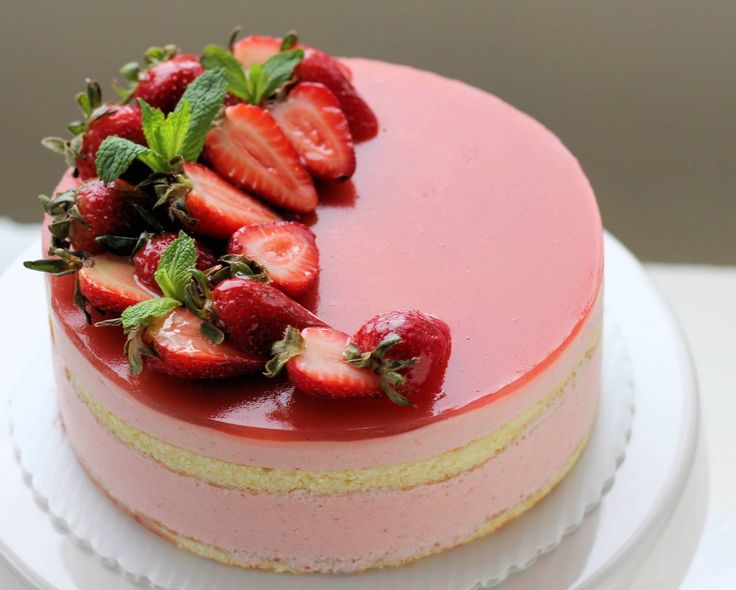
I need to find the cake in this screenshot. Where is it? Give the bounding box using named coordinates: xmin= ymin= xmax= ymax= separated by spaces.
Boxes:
xmin=29 ymin=32 xmax=603 ymax=574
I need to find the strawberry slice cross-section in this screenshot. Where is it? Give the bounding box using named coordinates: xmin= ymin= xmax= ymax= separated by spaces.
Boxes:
xmin=204 ymin=104 xmax=318 ymax=213
xmin=271 ymin=82 xmax=356 ymax=181
xmin=228 ymin=221 xmax=319 ymax=298
xmin=145 ymin=307 xmax=265 ymax=380
xmin=183 ymin=162 xmax=282 ymax=239
xmin=79 ymin=254 xmax=155 ymax=314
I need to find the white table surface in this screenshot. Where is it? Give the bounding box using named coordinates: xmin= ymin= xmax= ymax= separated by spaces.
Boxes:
xmin=2 ymin=223 xmax=734 ymax=589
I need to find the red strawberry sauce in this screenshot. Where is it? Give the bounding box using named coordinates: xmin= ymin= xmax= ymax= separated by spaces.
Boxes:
xmin=48 ymin=60 xmax=602 ymax=441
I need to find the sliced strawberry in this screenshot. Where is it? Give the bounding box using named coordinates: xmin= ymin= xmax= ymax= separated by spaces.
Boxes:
xmin=204 ymin=104 xmax=318 ymax=213
xmin=145 ymin=307 xmax=265 ymax=379
xmin=271 ymin=82 xmax=356 ymax=181
xmin=278 ymin=327 xmax=382 ymax=398
xmin=296 ymin=49 xmax=378 ymax=143
xmin=182 ymin=162 xmax=281 ymax=239
xmin=231 ymin=35 xmax=282 ymax=69
xmin=232 ymin=35 xmax=353 ymax=80
xmin=134 ymin=54 xmax=204 ymax=114
xmin=133 ymin=232 xmax=217 ymax=293
xmin=212 ymin=277 xmax=327 ymax=354
xmin=78 ymin=254 xmax=154 ymax=314
xmin=228 ymin=221 xmax=319 ymax=297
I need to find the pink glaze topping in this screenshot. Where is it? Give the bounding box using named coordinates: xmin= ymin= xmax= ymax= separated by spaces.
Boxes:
xmin=48 ymin=59 xmax=602 ymax=441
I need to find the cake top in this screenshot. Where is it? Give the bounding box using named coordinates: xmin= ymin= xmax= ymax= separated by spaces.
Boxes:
xmin=32 ymin=33 xmax=602 ymax=440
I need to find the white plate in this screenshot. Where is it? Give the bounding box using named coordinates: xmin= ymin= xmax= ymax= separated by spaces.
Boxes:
xmin=0 ymin=233 xmax=698 ymax=590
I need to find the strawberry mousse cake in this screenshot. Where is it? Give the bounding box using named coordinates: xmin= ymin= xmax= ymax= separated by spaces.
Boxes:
xmin=28 ymin=31 xmax=603 ymax=574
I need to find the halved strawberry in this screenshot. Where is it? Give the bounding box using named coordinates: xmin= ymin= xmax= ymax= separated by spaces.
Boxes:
xmin=271 ymin=82 xmax=356 ymax=181
xmin=232 ymin=35 xmax=353 ymax=81
xmin=268 ymin=327 xmax=381 ymax=398
xmin=227 ymin=222 xmax=319 ymax=297
xmin=145 ymin=307 xmax=265 ymax=379
xmin=231 ymin=35 xmax=282 ymax=69
xmin=212 ymin=277 xmax=327 ymax=354
xmin=296 ymin=49 xmax=378 ymax=143
xmin=182 ymin=162 xmax=281 ymax=239
xmin=204 ymin=104 xmax=318 ymax=213
xmin=79 ymin=254 xmax=154 ymax=314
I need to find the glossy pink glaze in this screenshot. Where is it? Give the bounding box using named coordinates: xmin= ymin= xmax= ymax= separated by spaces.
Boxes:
xmin=47 ymin=59 xmax=603 ymax=441
xmin=58 ymin=342 xmax=599 ymax=572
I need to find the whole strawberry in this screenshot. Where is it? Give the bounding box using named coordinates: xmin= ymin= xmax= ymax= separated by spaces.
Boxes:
xmin=77 ymin=104 xmax=146 ymax=180
xmin=346 ymin=311 xmax=452 ymax=402
xmin=134 ymin=53 xmax=204 ymax=113
xmin=133 ymin=232 xmax=217 ymax=292
xmin=212 ymin=277 xmax=327 ymax=354
xmin=44 ymin=179 xmax=142 ymax=254
xmin=42 ymin=81 xmax=147 ymax=180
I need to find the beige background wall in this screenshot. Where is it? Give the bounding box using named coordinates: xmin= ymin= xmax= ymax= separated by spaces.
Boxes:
xmin=0 ymin=0 xmax=733 ymax=263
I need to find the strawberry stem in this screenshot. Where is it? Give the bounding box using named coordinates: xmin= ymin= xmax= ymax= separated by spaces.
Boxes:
xmin=344 ymin=335 xmax=418 ymax=407
xmin=264 ymin=326 xmax=304 ymax=377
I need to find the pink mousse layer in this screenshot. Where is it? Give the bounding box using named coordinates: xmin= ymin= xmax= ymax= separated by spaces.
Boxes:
xmin=52 ymin=295 xmax=600 ymax=470
xmin=47 ymin=57 xmax=603 ymax=444
xmin=58 ymin=341 xmax=599 ymax=572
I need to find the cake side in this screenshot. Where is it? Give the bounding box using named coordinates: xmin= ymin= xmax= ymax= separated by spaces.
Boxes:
xmin=56 ymin=325 xmax=599 ymax=572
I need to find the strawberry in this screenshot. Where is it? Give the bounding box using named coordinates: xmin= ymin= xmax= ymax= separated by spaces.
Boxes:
xmin=45 ymin=179 xmax=142 ymax=254
xmin=182 ymin=162 xmax=281 ymax=239
xmin=144 ymin=307 xmax=265 ymax=379
xmin=265 ymin=327 xmax=382 ymax=399
xmin=204 ymin=103 xmax=318 ymax=213
xmin=134 ymin=54 xmax=204 ymax=114
xmin=227 ymin=222 xmax=319 ymax=297
xmin=232 ymin=34 xmax=353 ymax=81
xmin=212 ymin=277 xmax=327 ymax=354
xmin=296 ymin=49 xmax=379 ymax=143
xmin=77 ymin=105 xmax=146 ymax=179
xmin=271 ymin=82 xmax=356 ymax=181
xmin=348 ymin=311 xmax=452 ymax=400
xmin=79 ymin=254 xmax=154 ymax=314
xmin=133 ymin=232 xmax=217 ymax=293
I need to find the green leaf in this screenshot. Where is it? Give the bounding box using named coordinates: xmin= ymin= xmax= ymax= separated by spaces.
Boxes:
xmin=95 ymin=136 xmax=151 ymax=182
xmin=257 ymin=49 xmax=304 ymax=102
xmin=153 ymin=231 xmax=197 ymax=301
xmin=139 ymin=98 xmax=192 ymax=160
xmin=201 ymin=45 xmax=249 ymax=100
xmin=264 ymin=326 xmax=304 ymax=377
xmin=177 ymin=68 xmax=228 ymax=161
xmin=120 ymin=297 xmax=179 ymax=332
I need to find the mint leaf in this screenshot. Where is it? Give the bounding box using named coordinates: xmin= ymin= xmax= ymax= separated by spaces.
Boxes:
xmin=139 ymin=99 xmax=192 ymax=161
xmin=178 ymin=68 xmax=228 ymax=161
xmin=120 ymin=297 xmax=179 ymax=332
xmin=201 ymin=45 xmax=249 ymax=100
xmin=95 ymin=136 xmax=150 ymax=182
xmin=259 ymin=49 xmax=303 ymax=100
xmin=239 ymin=48 xmax=303 ymax=105
xmin=154 ymin=231 xmax=197 ymax=301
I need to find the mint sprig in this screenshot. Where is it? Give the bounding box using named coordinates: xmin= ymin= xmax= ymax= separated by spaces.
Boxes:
xmin=97 ymin=232 xmax=203 ymax=375
xmin=95 ymin=68 xmax=228 ymax=183
xmin=201 ymin=45 xmax=303 ymax=105
xmin=154 ymin=230 xmax=198 ymax=301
